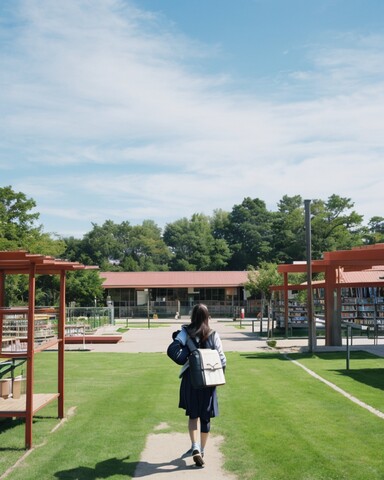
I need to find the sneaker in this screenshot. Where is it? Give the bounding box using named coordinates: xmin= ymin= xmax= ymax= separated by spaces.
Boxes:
xmin=192 ymin=449 xmax=205 ymax=467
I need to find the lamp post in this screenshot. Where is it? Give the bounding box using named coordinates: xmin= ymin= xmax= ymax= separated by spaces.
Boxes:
xmin=144 ymin=289 xmax=150 ymax=329
xmin=305 ymin=199 xmax=316 ymax=353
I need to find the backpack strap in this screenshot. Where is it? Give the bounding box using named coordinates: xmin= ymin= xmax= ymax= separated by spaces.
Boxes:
xmin=186 ymin=335 xmax=198 ymax=352
xmin=205 ymin=330 xmax=216 ymax=349
xmin=187 ymin=331 xmax=216 ymax=351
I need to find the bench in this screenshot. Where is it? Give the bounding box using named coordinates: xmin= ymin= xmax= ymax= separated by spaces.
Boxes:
xmin=65 ymin=335 xmax=123 ymax=344
xmin=0 ymin=358 xmax=27 ymax=379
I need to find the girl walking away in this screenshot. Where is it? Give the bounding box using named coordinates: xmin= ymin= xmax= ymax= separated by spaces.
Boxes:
xmin=174 ymin=303 xmax=226 ymax=467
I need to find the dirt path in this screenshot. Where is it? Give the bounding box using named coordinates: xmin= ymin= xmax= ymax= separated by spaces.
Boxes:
xmin=133 ymin=423 xmax=237 ymax=479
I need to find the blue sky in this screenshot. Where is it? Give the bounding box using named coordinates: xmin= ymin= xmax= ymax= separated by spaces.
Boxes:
xmin=1 ymin=0 xmax=384 ymax=238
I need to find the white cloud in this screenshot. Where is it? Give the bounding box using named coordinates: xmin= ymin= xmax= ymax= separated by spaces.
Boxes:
xmin=1 ymin=0 xmax=384 ymax=236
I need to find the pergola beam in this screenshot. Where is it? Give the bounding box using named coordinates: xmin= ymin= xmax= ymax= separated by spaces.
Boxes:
xmin=273 ymin=243 xmax=384 ymax=347
xmin=0 ymin=250 xmax=95 ymax=449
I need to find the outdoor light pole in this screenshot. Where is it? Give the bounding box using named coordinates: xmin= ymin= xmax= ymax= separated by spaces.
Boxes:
xmin=145 ymin=288 xmax=150 ymax=329
xmin=305 ymin=199 xmax=316 ymax=353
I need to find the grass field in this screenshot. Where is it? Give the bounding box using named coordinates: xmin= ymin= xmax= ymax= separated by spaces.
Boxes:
xmin=1 ymin=350 xmax=384 ymax=479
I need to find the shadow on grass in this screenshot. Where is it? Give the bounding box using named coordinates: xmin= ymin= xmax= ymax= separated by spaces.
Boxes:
xmin=243 ymin=350 xmax=384 ymax=391
xmin=54 ymin=454 xmax=189 ymax=479
xmin=239 ymin=350 xmax=383 ymax=362
xmin=240 ymin=352 xmax=290 ymax=361
xmin=274 ymin=351 xmax=381 ymax=362
xmin=0 ymin=415 xmax=58 ymax=449
xmin=0 ymin=417 xmax=24 ymax=435
xmin=0 ymin=419 xmax=25 ymax=452
xmin=312 ymin=351 xmax=380 ymax=361
xmin=333 ymin=368 xmax=384 ymax=392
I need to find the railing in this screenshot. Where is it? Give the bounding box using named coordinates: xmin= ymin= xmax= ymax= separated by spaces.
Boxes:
xmin=111 ymin=300 xmax=259 ymax=320
xmin=66 ymin=307 xmax=114 ymax=329
xmin=1 ymin=313 xmax=57 ymax=353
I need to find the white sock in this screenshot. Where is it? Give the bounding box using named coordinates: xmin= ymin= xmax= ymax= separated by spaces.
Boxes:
xmin=192 ymin=442 xmax=199 ymax=452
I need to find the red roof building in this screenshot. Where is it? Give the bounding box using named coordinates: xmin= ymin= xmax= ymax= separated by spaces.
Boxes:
xmin=100 ymin=271 xmax=251 ymax=318
xmin=101 ymin=270 xmax=248 ymax=289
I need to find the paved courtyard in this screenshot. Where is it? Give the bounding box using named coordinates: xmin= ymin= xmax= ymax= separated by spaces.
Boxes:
xmin=67 ymin=318 xmax=384 ymax=358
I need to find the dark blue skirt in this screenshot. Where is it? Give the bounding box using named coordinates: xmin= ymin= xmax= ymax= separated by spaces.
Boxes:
xmin=178 ymin=368 xmax=219 ymax=420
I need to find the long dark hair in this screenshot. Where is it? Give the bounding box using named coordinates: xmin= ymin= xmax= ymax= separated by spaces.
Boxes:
xmin=187 ymin=303 xmax=212 ymax=343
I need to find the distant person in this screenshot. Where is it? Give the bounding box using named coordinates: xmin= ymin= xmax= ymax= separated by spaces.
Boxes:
xmin=173 ymin=303 xmax=226 ymax=467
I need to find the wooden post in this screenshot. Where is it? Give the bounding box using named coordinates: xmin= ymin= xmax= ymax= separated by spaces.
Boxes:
xmin=25 ymin=263 xmax=36 ymax=449
xmin=304 ymin=199 xmax=316 ymax=353
xmin=325 ymin=265 xmax=342 ymax=346
xmin=284 ymin=272 xmax=289 ymax=337
xmin=325 ymin=265 xmax=333 ymax=346
xmin=335 ymin=279 xmax=342 ymax=346
xmin=58 ymin=270 xmax=66 ymax=419
xmin=0 ymin=271 xmax=4 ymax=349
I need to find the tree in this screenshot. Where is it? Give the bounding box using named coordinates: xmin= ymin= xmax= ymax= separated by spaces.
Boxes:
xmin=64 ymin=219 xmax=171 ymax=271
xmin=163 ymin=213 xmax=231 ymax=271
xmin=0 ymin=185 xmax=39 ymax=246
xmin=0 ymin=186 xmax=66 ymax=306
xmin=78 ymin=220 xmax=125 ymax=269
xmin=271 ymin=195 xmax=306 ymax=262
xmin=363 ymin=216 xmax=384 ymax=244
xmin=0 ymin=185 xmax=65 ymax=256
xmin=121 ymin=220 xmax=171 ymax=271
xmin=65 ymin=270 xmax=105 ymax=307
xmin=4 ymin=275 xmax=29 ymax=306
xmin=62 ymin=236 xmax=93 ymax=265
xmin=225 ymin=198 xmax=273 ymax=269
xmin=210 ymin=208 xmax=231 ymax=240
xmin=310 ymin=195 xmax=364 ymax=258
xmin=245 ymin=262 xmax=282 ymax=334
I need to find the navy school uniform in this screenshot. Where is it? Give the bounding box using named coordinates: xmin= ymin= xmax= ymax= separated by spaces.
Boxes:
xmin=179 ymin=367 xmax=219 ymax=419
xmin=176 ymin=328 xmax=225 ymax=420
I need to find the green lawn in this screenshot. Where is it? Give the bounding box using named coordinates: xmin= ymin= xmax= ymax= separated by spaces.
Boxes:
xmin=1 ymin=350 xmax=384 ymax=479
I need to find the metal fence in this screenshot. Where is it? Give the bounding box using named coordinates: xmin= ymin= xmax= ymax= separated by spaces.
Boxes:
xmin=66 ymin=307 xmax=114 ymax=329
xmin=111 ymin=300 xmax=261 ymax=320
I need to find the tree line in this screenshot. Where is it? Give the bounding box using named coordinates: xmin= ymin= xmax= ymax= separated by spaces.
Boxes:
xmin=1 ymin=185 xmax=383 ymax=305
xmin=63 ymin=193 xmax=383 ymax=271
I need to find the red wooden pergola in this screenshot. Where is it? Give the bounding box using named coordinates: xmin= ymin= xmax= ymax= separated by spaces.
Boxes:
xmin=0 ymin=251 xmax=94 ymax=449
xmin=273 ymin=244 xmax=384 ymax=346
